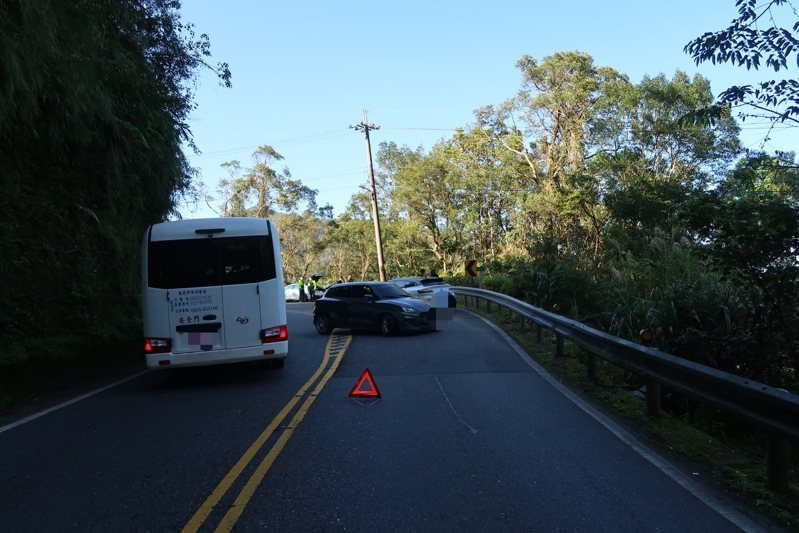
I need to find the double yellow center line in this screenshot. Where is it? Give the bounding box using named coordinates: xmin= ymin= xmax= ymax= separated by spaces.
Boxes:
xmin=182 ymin=333 xmax=352 ymax=532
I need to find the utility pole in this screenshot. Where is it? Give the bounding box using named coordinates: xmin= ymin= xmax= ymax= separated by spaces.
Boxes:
xmin=350 ymin=109 xmax=387 ymax=281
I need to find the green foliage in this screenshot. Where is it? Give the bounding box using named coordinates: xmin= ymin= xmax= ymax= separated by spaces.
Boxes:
xmin=600 ymin=238 xmax=746 ymax=363
xmin=276 ymin=212 xmax=327 ymax=283
xmin=681 ymin=152 xmax=799 ymax=387
xmin=479 ymin=273 xmax=514 ymax=294
xmin=686 ymin=152 xmax=799 ymax=274
xmin=381 ymin=219 xmax=436 ymax=278
xmin=461 ymin=222 xmax=795 ymax=391
xmin=598 ymin=71 xmax=741 ymax=257
xmin=215 ymin=146 xmax=319 ymax=218
xmin=0 ymin=1 xmax=228 ymax=370
xmin=320 ymin=216 xmax=381 ymax=281
xmin=685 ymin=0 xmax=799 ymax=125
xmin=633 ymin=72 xmax=740 ymax=175
xmin=474 ymin=256 xmax=604 ymax=320
xmin=0 ymin=343 xmax=28 ymax=367
xmin=514 ymin=51 xmax=631 ymax=181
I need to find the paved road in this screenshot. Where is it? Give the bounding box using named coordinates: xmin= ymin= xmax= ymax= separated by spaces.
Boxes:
xmin=0 ymin=305 xmax=777 ymax=532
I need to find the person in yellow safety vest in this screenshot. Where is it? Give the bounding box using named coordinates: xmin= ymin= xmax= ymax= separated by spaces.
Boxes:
xmin=297 ymin=277 xmax=307 ymax=302
xmin=308 ymin=278 xmax=317 ymax=300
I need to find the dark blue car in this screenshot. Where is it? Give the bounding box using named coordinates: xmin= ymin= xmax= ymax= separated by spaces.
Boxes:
xmin=313 ymin=282 xmax=435 ymax=336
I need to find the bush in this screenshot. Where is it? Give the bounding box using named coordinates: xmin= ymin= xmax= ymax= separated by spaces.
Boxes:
xmin=0 ymin=343 xmax=28 ymax=367
xmin=593 ymin=239 xmax=799 ymax=388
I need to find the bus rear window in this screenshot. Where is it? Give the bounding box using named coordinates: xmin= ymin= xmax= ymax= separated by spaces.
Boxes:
xmin=148 ymin=235 xmax=276 ymax=289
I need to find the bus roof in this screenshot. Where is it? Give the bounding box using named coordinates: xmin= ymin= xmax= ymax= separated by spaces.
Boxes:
xmin=149 ymin=217 xmax=272 ymax=242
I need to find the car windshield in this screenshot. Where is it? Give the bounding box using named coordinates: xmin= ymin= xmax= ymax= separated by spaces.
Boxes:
xmin=372 ymin=283 xmax=411 ymax=300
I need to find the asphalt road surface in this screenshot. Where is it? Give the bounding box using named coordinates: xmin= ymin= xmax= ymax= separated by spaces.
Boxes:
xmin=0 ymin=304 xmax=780 ymax=532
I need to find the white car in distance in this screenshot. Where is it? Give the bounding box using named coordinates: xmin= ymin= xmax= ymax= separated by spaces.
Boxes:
xmin=389 ymin=277 xmax=456 ymax=308
xmin=284 ymin=283 xmax=301 ymax=302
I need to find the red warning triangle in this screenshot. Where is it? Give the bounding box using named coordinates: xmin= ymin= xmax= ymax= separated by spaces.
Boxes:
xmin=349 ymin=368 xmax=381 ymax=398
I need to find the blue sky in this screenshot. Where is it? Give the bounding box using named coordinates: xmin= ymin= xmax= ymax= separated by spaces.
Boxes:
xmin=177 ymin=1 xmax=799 ymax=218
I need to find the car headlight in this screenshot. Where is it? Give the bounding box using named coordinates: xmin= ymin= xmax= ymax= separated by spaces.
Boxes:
xmin=400 ymin=306 xmax=419 ymax=314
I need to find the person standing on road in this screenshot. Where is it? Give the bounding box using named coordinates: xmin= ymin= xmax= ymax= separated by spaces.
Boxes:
xmin=298 ymin=276 xmax=307 ymax=302
xmin=308 ymin=277 xmax=317 ymax=300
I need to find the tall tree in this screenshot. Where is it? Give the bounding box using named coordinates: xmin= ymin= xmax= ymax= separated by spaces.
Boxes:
xmin=599 ymin=72 xmax=741 ymax=253
xmin=511 ymin=51 xmax=630 ymax=186
xmin=391 ymin=144 xmax=465 ymax=271
xmin=374 ymin=141 xmax=417 ymax=219
xmin=445 ymin=115 xmax=529 ymax=262
xmin=277 ymin=213 xmax=328 ymax=283
xmin=216 ymin=145 xmax=318 ymax=217
xmin=500 ymin=52 xmax=631 ymax=263
xmin=322 ymin=216 xmax=378 ymax=280
xmin=379 ymin=218 xmax=437 ymax=277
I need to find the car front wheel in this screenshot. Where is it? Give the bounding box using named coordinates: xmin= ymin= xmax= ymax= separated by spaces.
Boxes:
xmin=314 ymin=313 xmax=333 ymax=334
xmin=379 ymin=314 xmax=398 ymax=336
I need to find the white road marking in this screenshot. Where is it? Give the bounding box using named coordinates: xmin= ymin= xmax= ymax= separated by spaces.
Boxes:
xmin=435 ymin=376 xmax=479 ymax=434
xmin=0 ymin=370 xmax=149 ymax=435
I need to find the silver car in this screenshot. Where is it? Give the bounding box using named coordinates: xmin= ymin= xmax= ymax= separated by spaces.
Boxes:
xmin=389 ymin=277 xmax=456 ymax=308
xmin=284 ymin=283 xmax=301 ymax=302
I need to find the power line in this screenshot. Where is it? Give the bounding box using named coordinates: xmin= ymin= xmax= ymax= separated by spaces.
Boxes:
xmin=194 ymin=129 xmax=352 ymax=158
xmin=316 ymin=184 xmax=364 ymax=192
xmin=301 ymin=169 xmax=365 ymax=183
xmin=382 ymin=127 xmax=459 ymax=132
xmin=191 ymin=119 xmax=795 ymax=161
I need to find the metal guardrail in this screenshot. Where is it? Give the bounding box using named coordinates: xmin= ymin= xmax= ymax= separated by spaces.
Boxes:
xmin=452 ymin=286 xmax=799 ymax=491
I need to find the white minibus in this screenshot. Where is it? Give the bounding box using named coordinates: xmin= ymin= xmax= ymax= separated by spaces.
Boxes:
xmin=141 ymin=217 xmax=288 ymax=369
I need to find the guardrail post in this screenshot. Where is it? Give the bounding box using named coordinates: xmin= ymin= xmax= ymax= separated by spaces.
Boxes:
xmin=767 ymin=435 xmax=791 ymax=492
xmin=536 ymin=324 xmax=542 ymax=343
xmin=646 ymin=380 xmax=661 ymax=416
xmin=476 ymin=297 xmax=480 ymax=310
xmin=519 ymin=315 xmax=525 ymax=330
xmin=486 ymin=300 xmax=492 ymax=312
xmin=555 ymin=334 xmax=564 ymax=358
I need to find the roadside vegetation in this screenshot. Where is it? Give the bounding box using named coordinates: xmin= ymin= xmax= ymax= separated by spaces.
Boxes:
xmin=0 ymin=1 xmax=229 ymax=406
xmin=1 ymin=0 xmax=797 ymax=520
